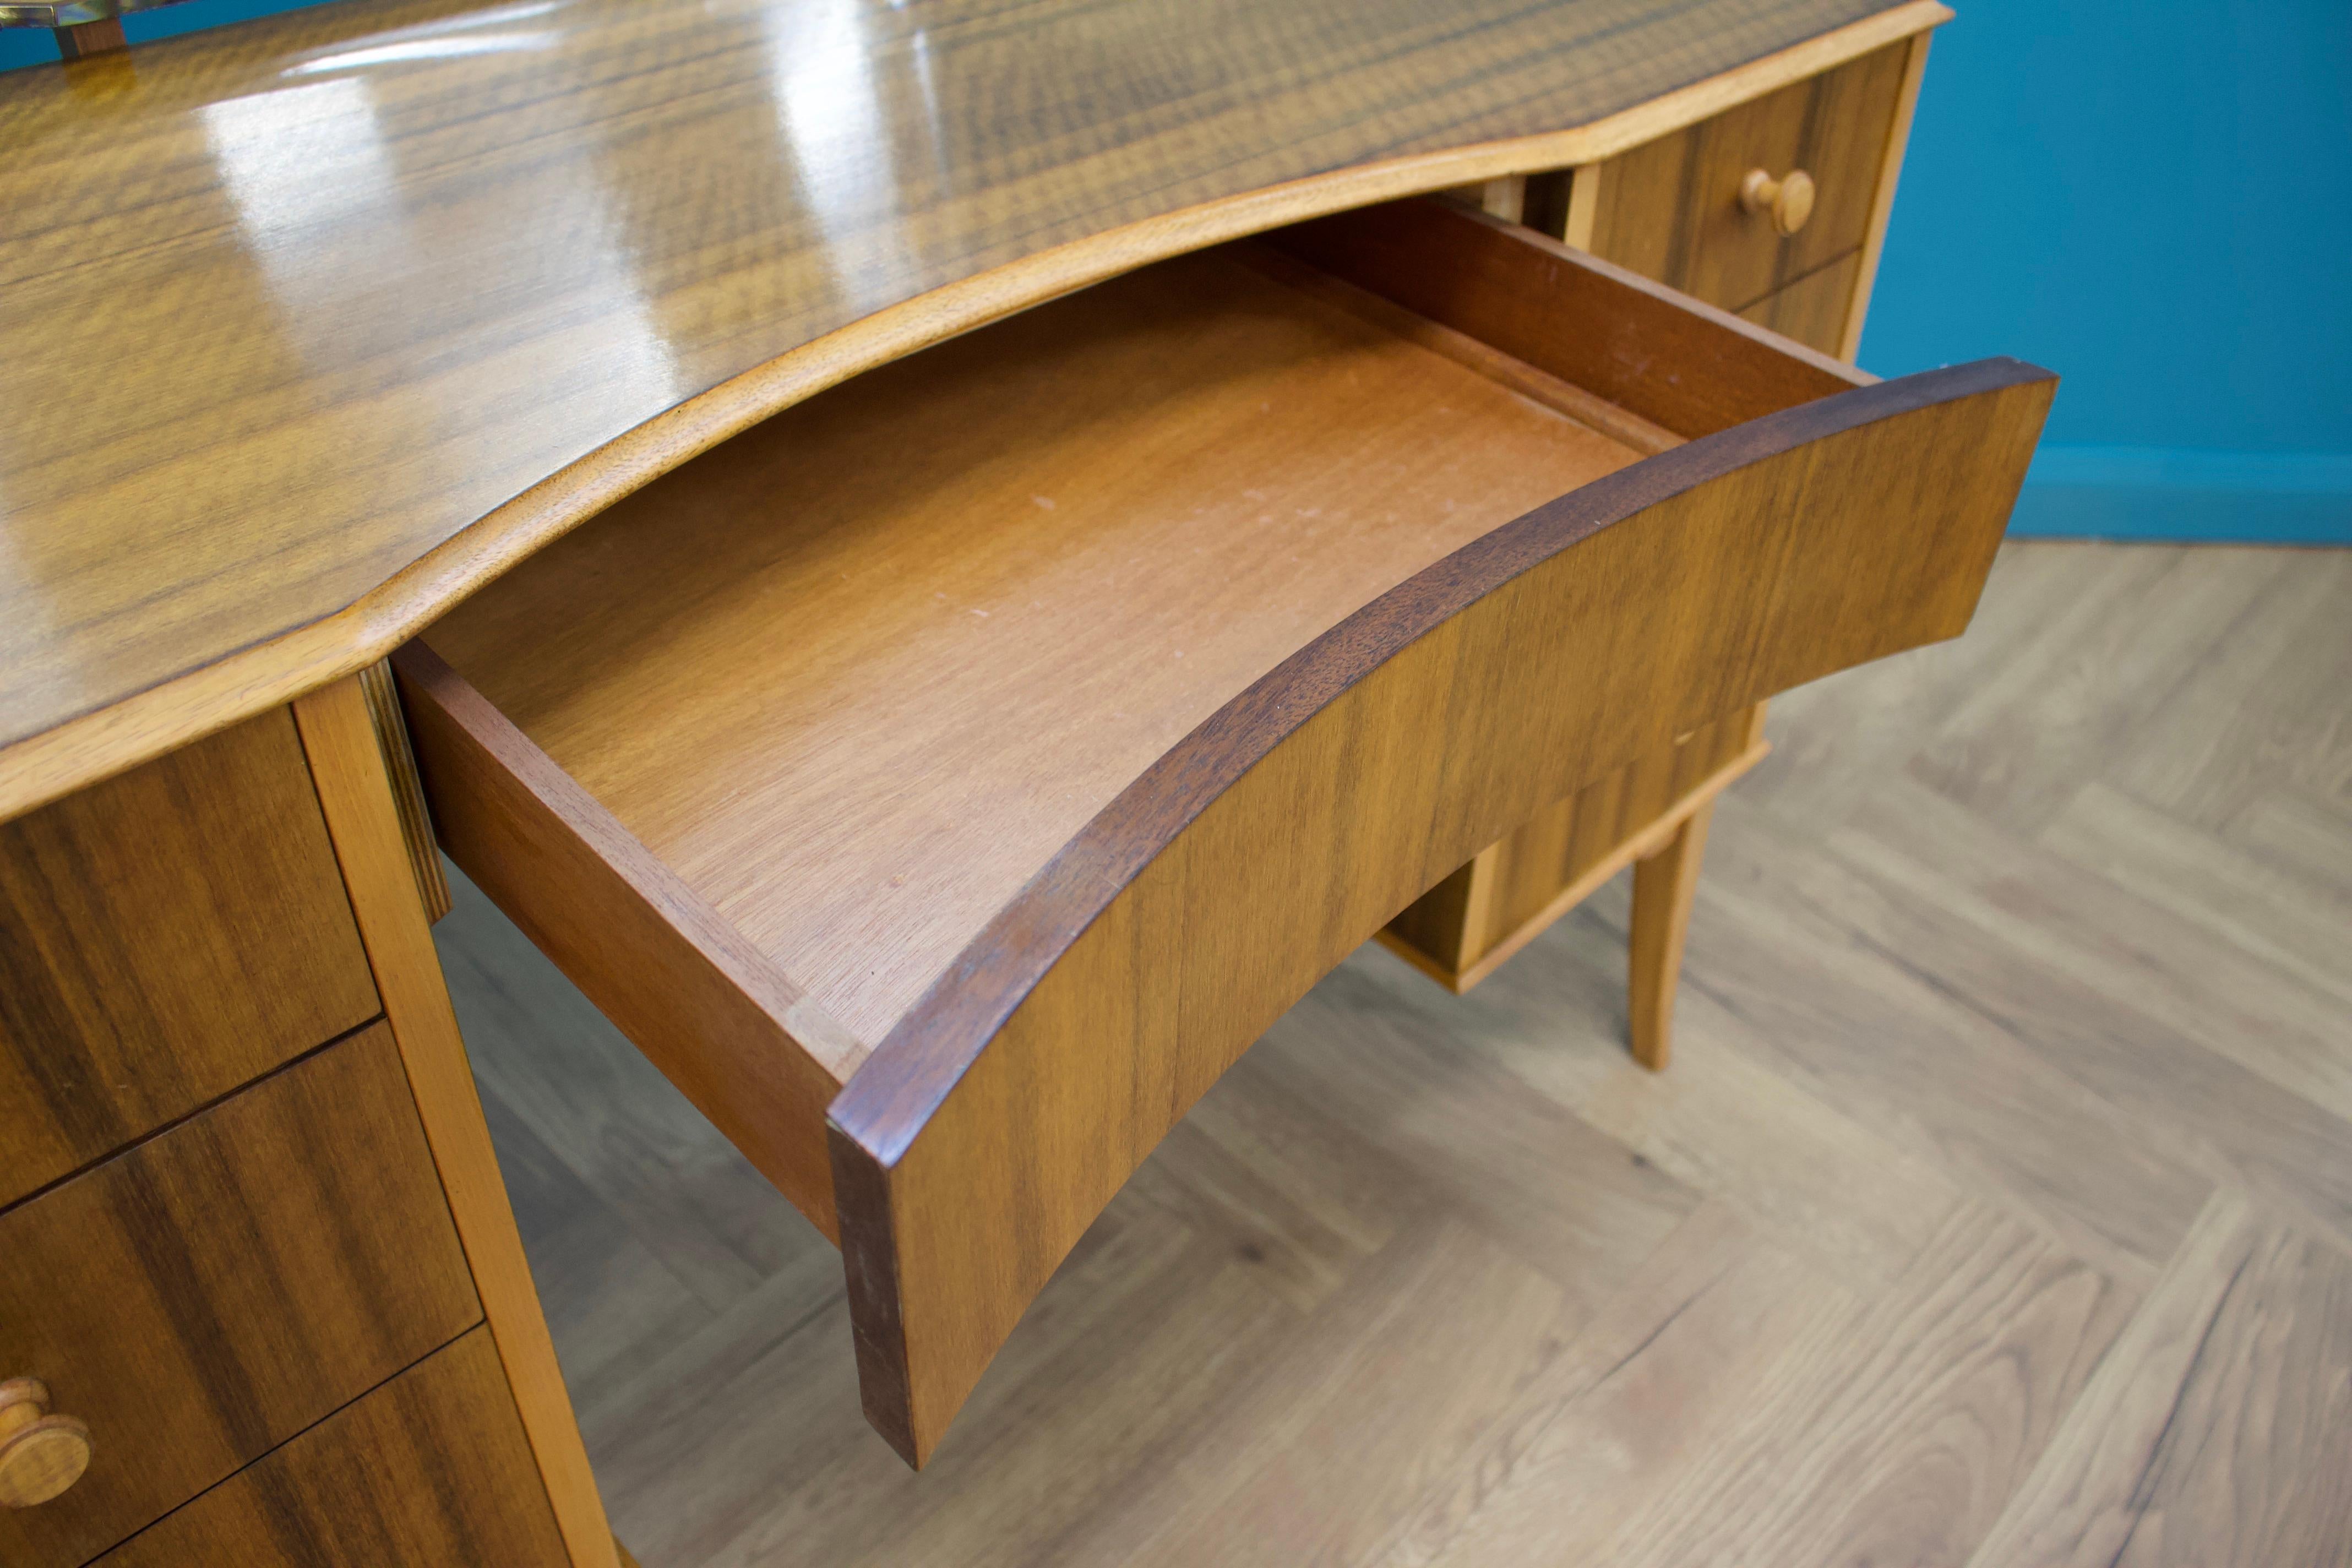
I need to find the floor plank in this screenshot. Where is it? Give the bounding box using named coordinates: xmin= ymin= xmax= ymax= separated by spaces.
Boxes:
xmin=1381 ymin=1202 xmax=1845 ymax=1568
xmin=1599 ymin=1203 xmax=2133 ymax=1568
xmin=1969 ymin=1190 xmax=2352 ymax=1568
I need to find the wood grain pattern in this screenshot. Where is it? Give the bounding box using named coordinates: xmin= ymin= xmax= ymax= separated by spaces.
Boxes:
xmin=1376 ymin=25 xmax=1907 ymax=1000
xmin=830 ymin=354 xmax=2054 ymax=1463
xmin=1586 ymin=41 xmax=1911 ymax=313
xmin=392 ymin=640 xmax=851 ymax=1238
xmin=0 ymin=1023 xmax=480 ymax=1568
xmin=1231 ymin=243 xmax=1687 ymax=456
xmin=1273 ymin=201 xmax=1870 ymax=440
xmin=1968 ymin=1193 xmax=2352 ymax=1568
xmin=0 ymin=0 xmax=1950 ymax=823
xmin=412 ymin=229 xmax=1653 ymax=1227
xmin=91 ymin=1328 xmax=571 ymax=1568
xmin=292 ymin=676 xmax=618 ymax=1568
xmin=0 ymin=706 xmax=378 ymax=1210
xmin=450 ymin=541 xmax=2348 ymax=1566
xmin=50 ymin=18 xmax=123 ymax=59
xmin=1740 ymin=251 xmax=1866 ymax=355
xmin=1629 ymin=804 xmax=1716 ymax=1069
xmin=1381 ymin=705 xmax=1767 ymax=994
xmin=1603 ymin=1203 xmax=2131 ymax=1567
xmin=359 ymin=659 xmax=451 ymax=925
xmin=404 ymin=197 xmax=2046 ymax=1462
xmin=1839 ymin=29 xmax=1933 ymax=361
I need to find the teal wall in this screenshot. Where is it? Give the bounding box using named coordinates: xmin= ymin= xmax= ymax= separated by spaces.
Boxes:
xmin=1860 ymin=2 xmax=2352 ymax=542
xmin=10 ymin=1 xmax=2348 ymax=543
xmin=0 ymin=0 xmax=337 ymax=67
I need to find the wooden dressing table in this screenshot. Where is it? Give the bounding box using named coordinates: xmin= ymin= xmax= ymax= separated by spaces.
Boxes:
xmin=0 ymin=0 xmax=2047 ymax=1558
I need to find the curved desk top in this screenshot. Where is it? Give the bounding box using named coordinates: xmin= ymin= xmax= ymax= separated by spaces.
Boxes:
xmin=0 ymin=0 xmax=1940 ymax=820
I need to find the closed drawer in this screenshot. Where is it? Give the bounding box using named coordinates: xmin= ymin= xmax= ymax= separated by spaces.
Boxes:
xmin=1585 ymin=41 xmax=1910 ymax=313
xmin=1736 ymin=252 xmax=1868 ymax=358
xmin=395 ymin=195 xmax=2052 ymax=1466
xmin=90 ymin=1328 xmax=568 ymax=1568
xmin=0 ymin=1023 xmax=481 ymax=1567
xmin=1382 ymin=705 xmax=1770 ymax=993
xmin=0 ymin=707 xmax=382 ymax=1208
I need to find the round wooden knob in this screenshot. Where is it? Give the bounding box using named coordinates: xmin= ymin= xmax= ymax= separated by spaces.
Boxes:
xmin=1739 ymin=167 xmax=1816 ymax=237
xmin=0 ymin=1379 xmax=92 ymax=1509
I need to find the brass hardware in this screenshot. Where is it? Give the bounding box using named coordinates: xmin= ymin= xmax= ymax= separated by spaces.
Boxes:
xmin=1739 ymin=167 xmax=1816 ymax=237
xmin=0 ymin=1378 xmax=92 ymax=1509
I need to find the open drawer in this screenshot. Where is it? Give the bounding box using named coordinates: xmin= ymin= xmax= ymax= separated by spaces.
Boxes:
xmin=395 ymin=198 xmax=2051 ymax=1466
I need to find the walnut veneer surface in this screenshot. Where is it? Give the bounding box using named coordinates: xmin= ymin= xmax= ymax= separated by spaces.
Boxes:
xmin=0 ymin=0 xmax=1941 ymax=820
xmin=0 ymin=705 xmax=377 ymax=1207
xmin=0 ymin=1023 xmax=482 ymax=1567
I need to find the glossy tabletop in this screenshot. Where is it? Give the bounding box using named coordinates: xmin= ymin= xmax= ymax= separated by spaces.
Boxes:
xmin=0 ymin=0 xmax=1930 ymax=817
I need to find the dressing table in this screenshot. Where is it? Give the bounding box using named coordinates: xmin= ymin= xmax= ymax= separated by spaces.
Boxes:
xmin=0 ymin=1 xmax=2047 ymax=1559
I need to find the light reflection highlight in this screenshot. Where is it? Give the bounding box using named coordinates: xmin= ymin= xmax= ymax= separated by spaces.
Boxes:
xmin=202 ymin=77 xmax=398 ymax=255
xmin=281 ymin=1 xmax=567 ymax=79
xmin=286 ymin=34 xmax=557 ymax=77
xmin=760 ymin=0 xmax=924 ymax=319
xmin=201 ymin=66 xmax=679 ymax=455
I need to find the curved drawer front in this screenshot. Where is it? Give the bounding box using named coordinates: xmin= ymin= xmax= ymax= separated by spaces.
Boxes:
xmin=829 ymin=354 xmax=2052 ymax=1464
xmin=398 ymin=197 xmax=2051 ymax=1468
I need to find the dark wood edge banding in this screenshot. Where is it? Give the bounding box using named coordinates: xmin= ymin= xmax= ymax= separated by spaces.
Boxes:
xmin=827 ymin=1121 xmax=918 ymax=1467
xmin=827 ymin=355 xmax=2056 ymax=1171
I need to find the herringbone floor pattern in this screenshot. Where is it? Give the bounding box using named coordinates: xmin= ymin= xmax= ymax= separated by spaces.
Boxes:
xmin=440 ymin=540 xmax=2352 ymax=1568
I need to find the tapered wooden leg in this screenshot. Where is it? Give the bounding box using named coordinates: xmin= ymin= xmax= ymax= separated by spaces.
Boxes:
xmin=1628 ymin=798 xmax=1714 ymax=1070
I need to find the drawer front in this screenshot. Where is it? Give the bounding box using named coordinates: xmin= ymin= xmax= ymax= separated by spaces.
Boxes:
xmin=0 ymin=1023 xmax=481 ymax=1567
xmin=1586 ymin=41 xmax=1909 ymax=314
xmin=0 ymin=707 xmax=382 ymax=1208
xmin=1736 ymin=252 xmax=1866 ymax=357
xmin=91 ymin=1327 xmax=569 ymax=1568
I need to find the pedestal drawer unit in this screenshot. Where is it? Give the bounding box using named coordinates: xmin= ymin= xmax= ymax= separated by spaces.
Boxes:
xmin=89 ymin=1330 xmax=570 ymax=1568
xmin=1578 ymin=40 xmax=1915 ymax=333
xmin=394 ymin=196 xmax=2052 ymax=1468
xmin=0 ymin=1024 xmax=482 ymax=1566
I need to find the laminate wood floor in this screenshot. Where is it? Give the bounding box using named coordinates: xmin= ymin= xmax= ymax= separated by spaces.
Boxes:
xmin=438 ymin=540 xmax=2352 ymax=1568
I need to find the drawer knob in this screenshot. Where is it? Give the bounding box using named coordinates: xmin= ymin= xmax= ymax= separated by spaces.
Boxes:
xmin=1739 ymin=167 xmax=1816 ymax=237
xmin=0 ymin=1379 xmax=92 ymax=1509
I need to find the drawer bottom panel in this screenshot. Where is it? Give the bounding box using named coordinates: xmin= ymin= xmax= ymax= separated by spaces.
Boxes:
xmin=93 ymin=1329 xmax=569 ymax=1568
